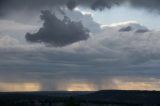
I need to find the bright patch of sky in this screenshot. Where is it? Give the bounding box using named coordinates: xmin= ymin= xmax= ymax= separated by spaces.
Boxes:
xmin=75 ymin=5 xmax=160 ymax=30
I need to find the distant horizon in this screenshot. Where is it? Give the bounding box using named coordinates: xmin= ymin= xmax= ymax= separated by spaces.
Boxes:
xmin=0 ymin=89 xmax=160 ymax=93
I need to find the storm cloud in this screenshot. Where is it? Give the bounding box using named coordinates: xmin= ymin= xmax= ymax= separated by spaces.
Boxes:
xmin=25 ymin=10 xmax=89 ymax=47
xmin=1 ymin=0 xmax=160 ymax=17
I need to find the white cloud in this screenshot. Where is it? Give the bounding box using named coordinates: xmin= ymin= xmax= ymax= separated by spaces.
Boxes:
xmin=102 ymin=21 xmax=138 ymax=27
xmin=74 ymin=7 xmax=93 ymax=16
xmin=0 ymin=36 xmax=19 ymax=47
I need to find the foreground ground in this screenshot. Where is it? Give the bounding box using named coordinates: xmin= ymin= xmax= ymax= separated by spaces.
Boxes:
xmin=0 ymin=90 xmax=160 ymax=106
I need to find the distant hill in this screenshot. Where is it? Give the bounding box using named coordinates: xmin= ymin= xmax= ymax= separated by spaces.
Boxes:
xmin=76 ymin=90 xmax=160 ymax=104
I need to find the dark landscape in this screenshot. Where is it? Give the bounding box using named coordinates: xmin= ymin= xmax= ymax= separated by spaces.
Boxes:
xmin=0 ymin=90 xmax=160 ymax=106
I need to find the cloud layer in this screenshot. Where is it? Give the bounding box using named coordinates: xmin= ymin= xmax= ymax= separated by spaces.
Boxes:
xmin=1 ymin=19 xmax=160 ymax=90
xmin=1 ymin=0 xmax=160 ymax=17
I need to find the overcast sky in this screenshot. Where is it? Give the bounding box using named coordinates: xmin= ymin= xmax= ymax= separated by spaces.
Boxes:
xmin=1 ymin=0 xmax=160 ymax=91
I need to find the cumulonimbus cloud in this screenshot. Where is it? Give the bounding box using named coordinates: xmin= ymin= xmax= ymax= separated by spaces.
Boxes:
xmin=25 ymin=10 xmax=89 ymax=47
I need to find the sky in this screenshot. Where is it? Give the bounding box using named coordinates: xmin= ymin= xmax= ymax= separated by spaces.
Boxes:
xmin=1 ymin=0 xmax=160 ymax=91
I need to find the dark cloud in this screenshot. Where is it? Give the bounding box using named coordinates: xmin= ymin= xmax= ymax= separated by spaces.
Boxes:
xmin=119 ymin=26 xmax=149 ymax=33
xmin=0 ymin=0 xmax=120 ymax=16
xmin=67 ymin=0 xmax=77 ymax=10
xmin=118 ymin=22 xmax=150 ymax=33
xmin=90 ymin=0 xmax=122 ymax=10
xmin=119 ymin=26 xmax=132 ymax=32
xmin=135 ymin=29 xmax=149 ymax=33
xmin=129 ymin=0 xmax=160 ymax=12
xmin=0 ymin=0 xmax=120 ymax=10
xmin=25 ymin=10 xmax=89 ymax=47
xmin=1 ymin=0 xmax=160 ymax=16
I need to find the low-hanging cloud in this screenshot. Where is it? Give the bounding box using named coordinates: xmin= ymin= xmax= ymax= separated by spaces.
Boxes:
xmin=25 ymin=10 xmax=89 ymax=47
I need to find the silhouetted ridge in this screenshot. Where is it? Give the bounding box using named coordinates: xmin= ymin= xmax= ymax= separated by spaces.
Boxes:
xmin=76 ymin=90 xmax=160 ymax=104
